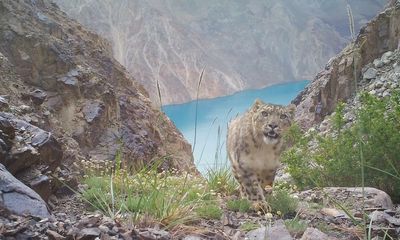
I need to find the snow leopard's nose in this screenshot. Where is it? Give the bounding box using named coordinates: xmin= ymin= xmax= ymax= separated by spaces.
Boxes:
xmin=268 ymin=124 xmax=278 ymax=129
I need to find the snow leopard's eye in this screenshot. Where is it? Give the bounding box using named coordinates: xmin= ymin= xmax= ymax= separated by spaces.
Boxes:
xmin=280 ymin=114 xmax=288 ymax=119
xmin=261 ymin=111 xmax=269 ymax=117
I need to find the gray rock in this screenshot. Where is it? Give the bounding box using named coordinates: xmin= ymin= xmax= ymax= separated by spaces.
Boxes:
xmin=382 ymin=90 xmax=391 ymax=97
xmin=324 ymin=187 xmax=393 ymax=210
xmin=369 ymin=89 xmax=377 ymax=95
xmin=369 ymin=210 xmax=400 ymax=226
xmin=374 ymin=80 xmax=384 ymax=89
xmin=139 ymin=228 xmax=171 ymax=240
xmin=0 ymin=163 xmax=50 ymax=218
xmin=82 ymin=101 xmax=104 ymax=123
xmin=58 ymin=76 xmax=78 ymax=86
xmin=0 ymin=96 xmax=9 ymax=110
xmin=18 ymin=105 xmax=32 ymax=114
xmin=22 ymin=89 xmax=47 ymax=105
xmin=369 ymin=210 xmax=388 ymax=224
xmin=46 ymin=229 xmax=66 ymax=240
xmin=77 ymin=228 xmax=101 ymax=240
xmin=182 ymin=236 xmax=203 ymax=240
xmin=381 ymin=51 xmax=393 ymax=64
xmin=364 ymin=68 xmax=377 ymax=80
xmin=373 ymin=59 xmax=384 ymax=68
xmin=0 ymin=113 xmax=62 ymax=175
xmin=300 ymin=228 xmax=331 ymax=240
xmin=245 ymin=220 xmax=293 ymax=240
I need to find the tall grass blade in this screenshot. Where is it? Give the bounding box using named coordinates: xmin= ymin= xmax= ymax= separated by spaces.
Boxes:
xmin=192 ymin=67 xmax=205 ymax=153
xmin=156 ymin=78 xmax=163 ymax=110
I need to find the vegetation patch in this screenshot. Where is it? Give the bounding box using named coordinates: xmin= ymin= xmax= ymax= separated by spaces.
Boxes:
xmin=284 ymin=218 xmax=308 ymax=238
xmin=282 ymin=92 xmax=400 ymax=201
xmin=240 ymin=221 xmax=259 ymax=232
xmin=195 ymin=202 xmax=223 ymax=220
xmin=267 ymin=188 xmax=299 ymax=217
xmin=226 ymin=198 xmax=251 ymax=213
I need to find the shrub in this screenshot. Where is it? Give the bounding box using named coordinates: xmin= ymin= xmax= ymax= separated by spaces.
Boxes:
xmin=282 ymin=91 xmax=400 ymax=201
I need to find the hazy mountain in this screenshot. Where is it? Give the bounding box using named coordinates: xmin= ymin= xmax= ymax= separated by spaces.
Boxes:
xmin=54 ymin=0 xmax=387 ymax=104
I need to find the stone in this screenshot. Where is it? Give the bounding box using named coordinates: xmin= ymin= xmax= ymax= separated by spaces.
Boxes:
xmin=381 ymin=51 xmax=393 ymax=64
xmin=369 ymin=211 xmax=388 ymax=224
xmin=382 ymin=90 xmax=391 ymax=97
xmin=46 ymin=229 xmax=66 ymax=240
xmin=0 ymin=113 xmax=62 ymax=175
xmin=324 ymin=187 xmax=393 ymax=210
xmin=0 ymin=163 xmax=50 ymax=218
xmin=77 ymin=228 xmax=101 ymax=240
xmin=374 ymin=80 xmax=384 ymax=89
xmin=373 ymin=59 xmax=384 ymax=68
xmin=98 ymin=225 xmax=109 ymax=233
xmin=82 ymin=101 xmax=105 ymax=123
xmin=138 ymin=228 xmax=171 ymax=240
xmin=364 ymin=68 xmax=377 ymax=80
xmin=22 ymin=89 xmax=47 ymax=105
xmin=58 ymin=76 xmax=78 ymax=86
xmin=18 ymin=105 xmax=32 ymax=114
xmin=182 ymin=236 xmax=203 ymax=240
xmin=0 ymin=96 xmax=9 ymax=110
xmin=321 ymin=208 xmax=347 ymax=219
xmin=300 ymin=228 xmax=331 ymax=240
xmin=245 ymin=220 xmax=293 ymax=240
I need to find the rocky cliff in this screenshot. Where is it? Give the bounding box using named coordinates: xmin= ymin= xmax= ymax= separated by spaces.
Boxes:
xmin=293 ymin=0 xmax=400 ymax=129
xmin=0 ymin=0 xmax=195 ymax=203
xmin=54 ymin=0 xmax=387 ymax=104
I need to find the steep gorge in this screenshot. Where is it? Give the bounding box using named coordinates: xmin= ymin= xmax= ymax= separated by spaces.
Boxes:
xmin=55 ymin=0 xmax=387 ymax=104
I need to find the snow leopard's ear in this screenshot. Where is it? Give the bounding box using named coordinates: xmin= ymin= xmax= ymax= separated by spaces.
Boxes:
xmin=251 ymin=99 xmax=264 ymax=111
xmin=286 ymin=104 xmax=296 ymax=118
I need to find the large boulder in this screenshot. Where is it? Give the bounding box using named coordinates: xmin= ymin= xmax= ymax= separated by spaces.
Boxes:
xmin=0 ymin=113 xmax=62 ymax=201
xmin=0 ymin=163 xmax=50 ymax=218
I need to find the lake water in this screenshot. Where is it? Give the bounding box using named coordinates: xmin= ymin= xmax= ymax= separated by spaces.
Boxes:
xmin=163 ymin=80 xmax=309 ymax=174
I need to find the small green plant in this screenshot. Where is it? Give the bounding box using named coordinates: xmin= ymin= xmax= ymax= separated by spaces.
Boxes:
xmin=195 ymin=202 xmax=222 ymax=220
xmin=284 ymin=217 xmax=308 ymax=238
xmin=267 ymin=188 xmax=298 ymax=217
xmin=240 ymin=221 xmax=259 ymax=232
xmin=226 ymin=198 xmax=251 ymax=213
xmin=206 ymin=166 xmax=238 ymax=196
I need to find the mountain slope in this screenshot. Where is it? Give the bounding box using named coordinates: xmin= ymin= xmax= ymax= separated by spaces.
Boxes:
xmin=0 ymin=0 xmax=195 ymax=172
xmin=54 ymin=0 xmax=387 ymax=104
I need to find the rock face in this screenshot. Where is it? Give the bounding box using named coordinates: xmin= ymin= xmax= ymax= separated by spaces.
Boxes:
xmin=0 ymin=0 xmax=195 ymax=174
xmin=294 ymin=1 xmax=400 ymax=129
xmin=54 ymin=0 xmax=386 ymax=104
xmin=0 ymin=163 xmax=50 ymax=219
xmin=0 ymin=113 xmax=62 ymax=201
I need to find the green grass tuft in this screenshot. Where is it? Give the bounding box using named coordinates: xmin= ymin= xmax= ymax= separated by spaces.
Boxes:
xmin=195 ymin=202 xmax=223 ymax=220
xmin=226 ymin=198 xmax=251 ymax=213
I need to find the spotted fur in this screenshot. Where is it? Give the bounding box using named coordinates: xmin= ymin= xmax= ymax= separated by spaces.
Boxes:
xmin=227 ymin=99 xmax=295 ymax=202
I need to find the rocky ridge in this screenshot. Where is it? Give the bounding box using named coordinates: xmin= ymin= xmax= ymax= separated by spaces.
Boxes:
xmin=294 ymin=0 xmax=400 ymax=129
xmin=0 ymin=0 xmax=195 ymax=171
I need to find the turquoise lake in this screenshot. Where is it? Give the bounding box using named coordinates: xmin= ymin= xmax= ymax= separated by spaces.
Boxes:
xmin=163 ymin=80 xmax=309 ymax=173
